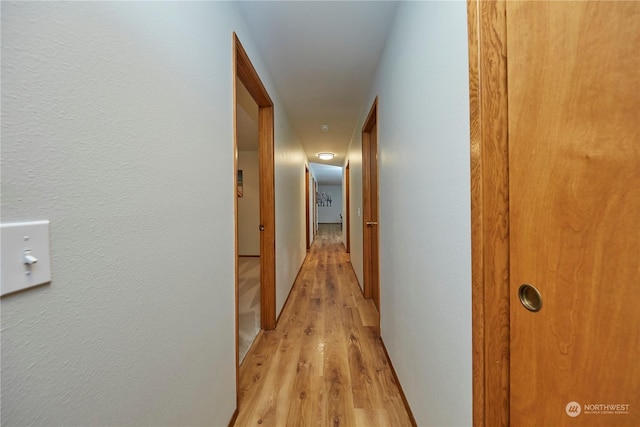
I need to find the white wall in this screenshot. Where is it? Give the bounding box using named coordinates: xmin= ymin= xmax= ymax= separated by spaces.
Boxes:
xmin=317 ymin=185 xmax=343 ymax=223
xmin=346 ymin=2 xmax=472 ymax=425
xmin=238 ymin=151 xmax=260 ymax=256
xmin=0 ymin=2 xmax=307 ymax=426
xmin=274 ymin=119 xmax=308 ymax=315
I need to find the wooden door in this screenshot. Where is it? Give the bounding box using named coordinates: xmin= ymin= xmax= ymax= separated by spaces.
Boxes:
xmin=507 ymin=2 xmax=639 ymax=425
xmin=305 ymin=166 xmax=310 ymax=251
xmin=345 ymin=162 xmax=351 ymax=254
xmin=363 ymin=98 xmax=380 ymax=312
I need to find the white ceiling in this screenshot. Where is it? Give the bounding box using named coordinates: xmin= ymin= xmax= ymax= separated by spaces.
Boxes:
xmin=239 ymin=1 xmax=399 ymax=180
xmin=309 ymin=162 xmax=343 ymax=186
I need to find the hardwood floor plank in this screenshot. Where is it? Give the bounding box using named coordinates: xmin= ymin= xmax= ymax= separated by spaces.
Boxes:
xmin=235 ymin=224 xmax=413 ymax=426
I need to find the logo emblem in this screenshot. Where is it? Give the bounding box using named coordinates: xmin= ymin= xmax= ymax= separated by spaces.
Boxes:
xmin=566 ymin=401 xmax=581 ymax=417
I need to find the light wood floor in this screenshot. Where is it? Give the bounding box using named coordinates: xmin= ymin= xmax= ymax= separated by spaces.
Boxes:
xmin=235 ymin=224 xmax=414 ymax=426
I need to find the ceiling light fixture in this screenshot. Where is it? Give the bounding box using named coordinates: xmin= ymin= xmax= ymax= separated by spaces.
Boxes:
xmin=317 ymin=152 xmax=335 ymax=161
xmin=320 ymin=124 xmax=329 ymax=132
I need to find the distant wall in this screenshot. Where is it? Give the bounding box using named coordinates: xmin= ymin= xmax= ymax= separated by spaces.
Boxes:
xmin=238 ymin=151 xmax=260 ymax=255
xmin=317 ymin=185 xmax=343 ymax=223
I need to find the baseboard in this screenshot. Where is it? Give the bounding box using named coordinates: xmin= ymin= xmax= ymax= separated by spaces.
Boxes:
xmin=275 ymin=251 xmax=309 ymax=325
xmin=227 ymin=407 xmax=239 ymax=427
xmin=379 ymin=337 xmax=418 ymax=427
xmin=275 ymin=251 xmax=309 ymax=324
xmin=239 ymin=330 xmax=264 ymax=367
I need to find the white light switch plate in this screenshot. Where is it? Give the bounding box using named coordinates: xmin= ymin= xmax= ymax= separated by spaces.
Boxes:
xmin=1 ymin=221 xmax=51 ymax=296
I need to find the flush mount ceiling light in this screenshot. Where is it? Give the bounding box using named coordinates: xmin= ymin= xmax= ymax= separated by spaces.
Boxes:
xmin=320 ymin=124 xmax=329 ymax=132
xmin=317 ymin=152 xmax=335 ymax=161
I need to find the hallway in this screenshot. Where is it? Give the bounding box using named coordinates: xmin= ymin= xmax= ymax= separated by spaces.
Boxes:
xmin=235 ymin=224 xmax=414 ymax=426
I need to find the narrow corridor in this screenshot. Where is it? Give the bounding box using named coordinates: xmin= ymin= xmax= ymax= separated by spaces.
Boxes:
xmin=235 ymin=224 xmax=414 ymax=426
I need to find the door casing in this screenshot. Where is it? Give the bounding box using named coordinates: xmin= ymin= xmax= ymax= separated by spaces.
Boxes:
xmin=467 ymin=1 xmax=517 ymax=424
xmin=362 ymin=98 xmax=380 ymax=315
xmin=345 ymin=161 xmax=351 ymax=254
xmin=233 ymin=33 xmax=277 ymax=404
xmin=305 ymin=165 xmax=310 ymax=251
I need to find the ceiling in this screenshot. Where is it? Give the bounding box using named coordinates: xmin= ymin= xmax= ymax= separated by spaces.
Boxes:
xmin=308 ymin=162 xmax=343 ymax=186
xmin=239 ymin=0 xmax=399 ymax=176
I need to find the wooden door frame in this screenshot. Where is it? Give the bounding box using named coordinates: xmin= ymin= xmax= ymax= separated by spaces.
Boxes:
xmin=233 ymin=32 xmax=276 ymax=338
xmin=345 ymin=161 xmax=351 ymax=254
xmin=362 ymin=97 xmax=380 ymax=311
xmin=313 ymin=179 xmax=318 ymax=237
xmin=305 ymin=165 xmax=310 ymax=251
xmin=467 ymin=1 xmax=510 ymax=426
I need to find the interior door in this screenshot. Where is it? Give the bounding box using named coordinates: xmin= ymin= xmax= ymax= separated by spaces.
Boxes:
xmin=508 ymin=2 xmax=640 ymax=425
xmin=345 ymin=162 xmax=351 ymax=254
xmin=362 ymin=99 xmax=380 ymax=312
xmin=305 ymin=166 xmax=310 ymax=251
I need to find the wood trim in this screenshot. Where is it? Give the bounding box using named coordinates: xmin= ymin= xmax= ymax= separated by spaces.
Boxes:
xmin=305 ymin=166 xmax=310 ymax=251
xmin=467 ymin=2 xmax=511 ymax=426
xmin=227 ymin=407 xmax=239 ymax=427
xmin=232 ymin=35 xmax=240 ymax=408
xmin=345 ymin=162 xmax=351 ymax=254
xmin=379 ymin=338 xmax=418 ymax=427
xmin=259 ymin=105 xmax=276 ymax=330
xmin=467 ymin=1 xmax=482 ymax=425
xmin=275 ymin=251 xmax=310 ymax=325
xmin=234 ymin=32 xmax=277 ymax=339
xmin=234 ymin=35 xmax=272 ymax=107
xmin=362 ymin=97 xmax=380 ymax=309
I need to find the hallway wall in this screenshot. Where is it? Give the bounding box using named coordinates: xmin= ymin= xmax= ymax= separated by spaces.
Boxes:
xmin=317 ymin=185 xmax=343 ymax=224
xmin=0 ymin=2 xmax=306 ymax=426
xmin=347 ymin=2 xmax=472 ymax=425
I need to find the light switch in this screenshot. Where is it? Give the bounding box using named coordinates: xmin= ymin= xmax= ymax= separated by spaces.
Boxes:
xmin=1 ymin=221 xmax=51 ymax=296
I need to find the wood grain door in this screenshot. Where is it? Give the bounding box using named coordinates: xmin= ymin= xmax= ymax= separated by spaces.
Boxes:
xmin=345 ymin=162 xmax=351 ymax=254
xmin=363 ymin=98 xmax=380 ymax=312
xmin=507 ymin=2 xmax=640 ymax=425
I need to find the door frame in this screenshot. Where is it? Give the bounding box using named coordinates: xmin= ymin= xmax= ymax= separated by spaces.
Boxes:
xmin=345 ymin=161 xmax=351 ymax=254
xmin=362 ymin=97 xmax=380 ymax=312
xmin=233 ymin=32 xmax=277 ymax=387
xmin=467 ymin=1 xmax=510 ymax=426
xmin=305 ymin=165 xmax=310 ymax=251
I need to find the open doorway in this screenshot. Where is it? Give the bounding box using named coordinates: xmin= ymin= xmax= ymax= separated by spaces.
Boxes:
xmin=362 ymin=98 xmax=380 ymax=314
xmin=233 ymin=34 xmax=276 ymax=407
xmin=309 ymin=162 xmax=344 ymax=229
xmin=236 ymin=78 xmax=260 ymax=363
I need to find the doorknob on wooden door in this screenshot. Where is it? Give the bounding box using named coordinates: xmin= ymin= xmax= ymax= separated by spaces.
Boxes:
xmin=366 ymin=221 xmax=378 ymax=226
xmin=259 ymin=224 xmax=265 ymax=231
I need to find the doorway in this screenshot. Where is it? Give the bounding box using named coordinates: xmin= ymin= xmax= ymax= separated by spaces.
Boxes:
xmin=345 ymin=162 xmax=351 ymax=254
xmin=235 ymin=77 xmax=262 ymax=364
xmin=469 ymin=2 xmax=640 ymax=425
xmin=362 ymin=98 xmax=380 ymax=313
xmin=305 ymin=166 xmax=310 ymax=251
xmin=233 ymin=32 xmax=276 ymax=400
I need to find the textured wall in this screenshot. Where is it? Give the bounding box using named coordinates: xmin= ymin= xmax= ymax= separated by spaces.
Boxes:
xmin=273 ymin=117 xmax=307 ymax=316
xmin=0 ymin=2 xmax=306 ymax=426
xmin=347 ymin=2 xmax=473 ymax=425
